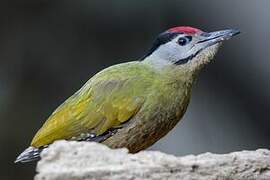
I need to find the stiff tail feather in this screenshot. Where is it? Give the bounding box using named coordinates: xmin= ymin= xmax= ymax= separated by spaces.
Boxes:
xmin=15 ymin=146 xmax=45 ymax=163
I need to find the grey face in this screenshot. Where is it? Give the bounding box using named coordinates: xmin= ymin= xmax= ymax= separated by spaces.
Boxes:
xmin=145 ymin=29 xmax=240 ymax=66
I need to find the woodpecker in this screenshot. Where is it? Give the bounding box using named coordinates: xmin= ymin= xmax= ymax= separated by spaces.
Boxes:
xmin=15 ymin=26 xmax=240 ymax=163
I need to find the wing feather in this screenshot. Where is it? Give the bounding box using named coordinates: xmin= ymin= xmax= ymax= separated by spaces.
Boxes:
xmin=31 ymin=63 xmax=154 ymax=148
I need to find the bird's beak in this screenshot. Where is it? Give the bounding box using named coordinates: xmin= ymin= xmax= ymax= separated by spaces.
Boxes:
xmin=197 ymin=29 xmax=240 ymax=47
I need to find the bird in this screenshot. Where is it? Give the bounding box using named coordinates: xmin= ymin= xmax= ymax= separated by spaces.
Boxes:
xmin=15 ymin=26 xmax=240 ymax=163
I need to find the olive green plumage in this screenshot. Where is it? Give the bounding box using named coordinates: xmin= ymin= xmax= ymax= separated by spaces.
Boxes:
xmin=31 ymin=61 xmax=194 ymax=152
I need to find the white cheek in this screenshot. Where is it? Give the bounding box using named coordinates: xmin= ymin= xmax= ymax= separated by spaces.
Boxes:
xmin=146 ymin=42 xmax=180 ymax=64
xmin=155 ymin=42 xmax=192 ymax=63
xmin=165 ymin=43 xmax=182 ymax=60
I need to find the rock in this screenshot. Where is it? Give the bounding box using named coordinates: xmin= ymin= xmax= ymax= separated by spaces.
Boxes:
xmin=35 ymin=140 xmax=270 ymax=180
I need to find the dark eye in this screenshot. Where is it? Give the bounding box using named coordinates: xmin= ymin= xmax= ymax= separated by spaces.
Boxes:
xmin=178 ymin=36 xmax=192 ymax=46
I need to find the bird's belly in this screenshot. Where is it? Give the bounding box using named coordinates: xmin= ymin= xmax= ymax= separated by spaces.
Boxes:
xmin=102 ymin=93 xmax=190 ymax=153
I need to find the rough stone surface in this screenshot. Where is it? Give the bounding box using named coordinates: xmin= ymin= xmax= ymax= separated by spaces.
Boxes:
xmin=35 ymin=141 xmax=270 ymax=180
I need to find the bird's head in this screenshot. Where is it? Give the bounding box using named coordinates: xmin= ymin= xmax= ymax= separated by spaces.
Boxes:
xmin=143 ymin=26 xmax=240 ymax=72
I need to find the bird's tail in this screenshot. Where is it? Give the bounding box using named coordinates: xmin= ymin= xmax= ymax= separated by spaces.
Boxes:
xmin=15 ymin=146 xmax=44 ymax=163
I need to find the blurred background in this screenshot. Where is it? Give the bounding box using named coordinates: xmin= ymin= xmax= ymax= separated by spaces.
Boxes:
xmin=0 ymin=0 xmax=269 ymax=179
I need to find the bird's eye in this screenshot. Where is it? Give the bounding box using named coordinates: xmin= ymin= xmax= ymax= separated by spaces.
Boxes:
xmin=178 ymin=36 xmax=192 ymax=46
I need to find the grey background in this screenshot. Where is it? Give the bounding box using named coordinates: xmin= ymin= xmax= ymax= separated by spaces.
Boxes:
xmin=0 ymin=0 xmax=269 ymax=179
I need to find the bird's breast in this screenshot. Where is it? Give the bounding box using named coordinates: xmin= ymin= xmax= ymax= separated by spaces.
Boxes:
xmin=103 ymin=82 xmax=192 ymax=153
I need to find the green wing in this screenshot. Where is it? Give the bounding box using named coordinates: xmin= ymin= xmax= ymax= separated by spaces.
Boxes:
xmin=31 ymin=62 xmax=157 ymax=147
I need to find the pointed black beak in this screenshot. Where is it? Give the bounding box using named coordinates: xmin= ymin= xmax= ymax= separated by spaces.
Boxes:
xmin=197 ymin=29 xmax=240 ymax=46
